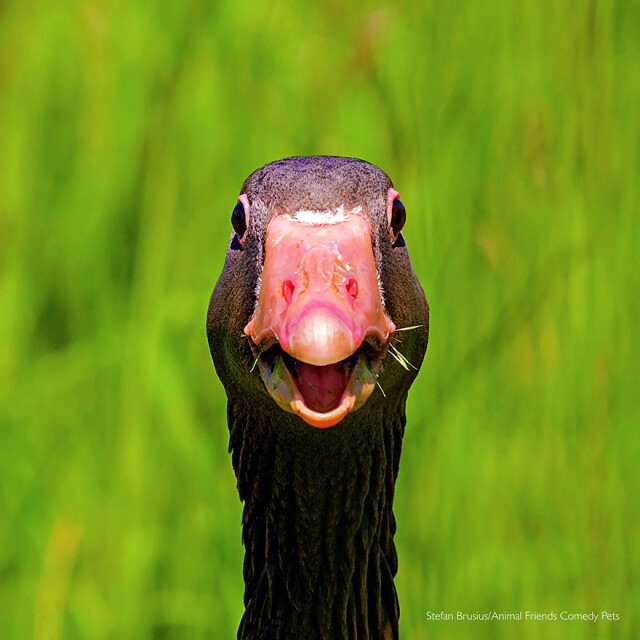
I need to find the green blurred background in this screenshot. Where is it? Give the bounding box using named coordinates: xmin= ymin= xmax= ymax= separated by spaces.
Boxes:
xmin=1 ymin=0 xmax=638 ymax=638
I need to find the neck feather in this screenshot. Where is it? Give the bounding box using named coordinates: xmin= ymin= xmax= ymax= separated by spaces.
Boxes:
xmin=227 ymin=398 xmax=406 ymax=640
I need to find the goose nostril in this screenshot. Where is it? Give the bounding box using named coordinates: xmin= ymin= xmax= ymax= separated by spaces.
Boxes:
xmin=283 ymin=279 xmax=295 ymax=304
xmin=346 ymin=278 xmax=358 ymax=300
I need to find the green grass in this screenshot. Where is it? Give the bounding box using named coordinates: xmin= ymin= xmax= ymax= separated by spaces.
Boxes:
xmin=1 ymin=1 xmax=638 ymax=638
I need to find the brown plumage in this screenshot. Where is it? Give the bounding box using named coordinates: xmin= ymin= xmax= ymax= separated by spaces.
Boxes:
xmin=207 ymin=156 xmax=429 ymax=639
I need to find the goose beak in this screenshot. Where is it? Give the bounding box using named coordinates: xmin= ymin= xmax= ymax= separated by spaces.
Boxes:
xmin=244 ymin=211 xmax=395 ymax=428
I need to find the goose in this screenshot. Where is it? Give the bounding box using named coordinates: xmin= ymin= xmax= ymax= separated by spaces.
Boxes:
xmin=207 ymin=156 xmax=429 ymax=639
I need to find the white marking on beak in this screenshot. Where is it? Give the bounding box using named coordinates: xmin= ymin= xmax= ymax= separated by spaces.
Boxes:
xmin=286 ymin=205 xmax=363 ymax=225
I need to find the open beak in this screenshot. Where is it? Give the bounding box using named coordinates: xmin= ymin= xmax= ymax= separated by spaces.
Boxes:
xmin=244 ymin=211 xmax=395 ymax=428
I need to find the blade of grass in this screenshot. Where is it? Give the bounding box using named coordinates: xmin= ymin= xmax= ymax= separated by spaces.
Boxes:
xmin=389 ymin=343 xmax=417 ymax=370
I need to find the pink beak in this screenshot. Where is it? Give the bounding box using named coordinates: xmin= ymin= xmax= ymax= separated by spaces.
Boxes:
xmin=245 ymin=213 xmax=394 ymax=364
xmin=244 ymin=211 xmax=395 ymax=427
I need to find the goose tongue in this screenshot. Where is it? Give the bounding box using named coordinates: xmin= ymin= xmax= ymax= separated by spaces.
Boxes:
xmin=290 ymin=359 xmax=352 ymax=413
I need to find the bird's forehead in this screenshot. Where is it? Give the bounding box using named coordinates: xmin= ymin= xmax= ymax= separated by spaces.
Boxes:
xmin=241 ymin=156 xmax=392 ymax=214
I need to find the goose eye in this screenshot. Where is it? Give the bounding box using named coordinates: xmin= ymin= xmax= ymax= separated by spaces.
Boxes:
xmin=390 ymin=197 xmax=406 ymax=239
xmin=232 ymin=200 xmax=247 ymax=239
